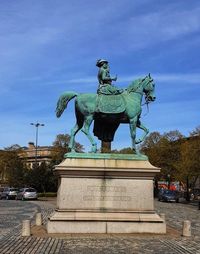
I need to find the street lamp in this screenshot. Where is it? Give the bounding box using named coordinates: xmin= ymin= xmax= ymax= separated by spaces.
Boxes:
xmin=167 ymin=174 xmax=171 ymax=190
xmin=30 ymin=122 xmax=45 ymax=166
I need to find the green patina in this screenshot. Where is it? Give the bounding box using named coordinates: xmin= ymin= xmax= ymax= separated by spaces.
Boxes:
xmin=64 ymin=152 xmax=148 ymax=161
xmin=97 ymin=93 xmax=125 ymax=114
xmin=56 ymin=60 xmax=156 ymax=154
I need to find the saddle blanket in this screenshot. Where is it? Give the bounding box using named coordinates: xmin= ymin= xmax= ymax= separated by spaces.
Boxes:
xmin=96 ymin=94 xmax=125 ymax=114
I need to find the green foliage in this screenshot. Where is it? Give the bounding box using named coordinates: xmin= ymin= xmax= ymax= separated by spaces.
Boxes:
xmin=140 ymin=130 xmax=184 ymax=181
xmin=1 ymin=128 xmax=199 ymax=191
xmin=140 ymin=128 xmax=200 ymax=187
xmin=176 ymin=134 xmax=200 ymax=186
xmin=25 ymin=162 xmax=57 ymax=193
xmin=0 ymin=146 xmax=26 ymax=187
xmin=38 ymin=192 xmax=57 ymax=197
xmin=111 ymin=147 xmax=133 ymax=154
xmin=51 ymin=133 xmax=84 ymax=164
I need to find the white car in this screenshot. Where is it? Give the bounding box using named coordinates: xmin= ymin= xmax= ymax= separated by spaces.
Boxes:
xmin=16 ymin=188 xmax=38 ymax=200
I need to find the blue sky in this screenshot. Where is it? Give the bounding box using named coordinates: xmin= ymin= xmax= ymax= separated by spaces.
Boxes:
xmin=0 ymin=0 xmax=200 ymax=151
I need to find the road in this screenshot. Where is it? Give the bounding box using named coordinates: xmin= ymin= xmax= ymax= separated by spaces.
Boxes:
xmin=0 ymin=199 xmax=200 ymax=253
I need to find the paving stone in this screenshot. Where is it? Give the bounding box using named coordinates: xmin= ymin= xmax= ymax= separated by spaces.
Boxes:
xmin=0 ymin=199 xmax=200 ymax=253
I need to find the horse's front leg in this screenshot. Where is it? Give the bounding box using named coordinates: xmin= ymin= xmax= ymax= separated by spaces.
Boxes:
xmin=135 ymin=119 xmax=149 ymax=144
xmin=81 ymin=115 xmax=97 ymax=153
xmin=129 ymin=116 xmax=138 ymax=154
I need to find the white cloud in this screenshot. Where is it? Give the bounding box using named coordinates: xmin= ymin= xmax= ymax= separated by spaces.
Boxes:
xmin=54 ymin=73 xmax=200 ymax=84
xmin=104 ymin=5 xmax=200 ymax=54
xmin=0 ymin=1 xmax=200 ymax=149
xmin=154 ymin=73 xmax=200 ymax=84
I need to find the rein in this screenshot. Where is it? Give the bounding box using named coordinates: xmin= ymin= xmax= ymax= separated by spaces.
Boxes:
xmin=142 ymin=99 xmax=150 ymax=116
xmin=142 ymin=90 xmax=154 ymax=116
xmin=127 ymin=79 xmax=144 ymax=94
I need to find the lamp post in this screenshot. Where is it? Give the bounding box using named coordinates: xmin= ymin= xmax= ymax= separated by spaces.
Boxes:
xmin=167 ymin=174 xmax=171 ymax=190
xmin=30 ymin=122 xmax=45 ymax=166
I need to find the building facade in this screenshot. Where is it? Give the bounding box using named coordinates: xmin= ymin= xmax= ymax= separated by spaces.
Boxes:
xmin=19 ymin=142 xmax=53 ymax=169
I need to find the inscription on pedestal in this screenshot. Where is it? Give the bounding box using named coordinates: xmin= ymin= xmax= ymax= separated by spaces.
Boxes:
xmin=87 ymin=186 xmax=126 ymax=192
xmin=83 ymin=185 xmax=131 ymax=202
xmin=83 ymin=196 xmax=131 ymax=201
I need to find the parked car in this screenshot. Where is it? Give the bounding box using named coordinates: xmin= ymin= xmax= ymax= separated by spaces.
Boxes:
xmin=190 ymin=188 xmax=200 ymax=200
xmin=16 ymin=188 xmax=38 ymax=200
xmin=1 ymin=187 xmax=19 ymax=200
xmin=158 ymin=189 xmax=179 ymax=203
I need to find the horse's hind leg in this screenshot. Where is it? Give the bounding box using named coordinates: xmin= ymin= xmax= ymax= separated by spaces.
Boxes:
xmin=81 ymin=115 xmax=97 ymax=153
xmin=69 ymin=107 xmax=84 ymax=152
xmin=69 ymin=123 xmax=82 ymax=152
xmin=135 ymin=118 xmax=149 ymax=144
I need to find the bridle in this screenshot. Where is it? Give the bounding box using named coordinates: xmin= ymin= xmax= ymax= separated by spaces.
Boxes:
xmin=127 ymin=78 xmax=144 ymax=95
xmin=144 ymin=80 xmax=154 ymax=102
xmin=142 ymin=80 xmax=154 ymax=116
xmin=128 ymin=77 xmax=153 ymax=98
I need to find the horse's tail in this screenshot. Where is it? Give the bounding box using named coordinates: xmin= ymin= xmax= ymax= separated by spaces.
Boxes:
xmin=56 ymin=91 xmax=78 ymax=118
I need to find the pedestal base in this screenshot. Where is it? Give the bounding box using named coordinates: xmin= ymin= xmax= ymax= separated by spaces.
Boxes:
xmin=47 ymin=211 xmax=166 ymax=234
xmin=47 ymin=153 xmax=166 ymax=234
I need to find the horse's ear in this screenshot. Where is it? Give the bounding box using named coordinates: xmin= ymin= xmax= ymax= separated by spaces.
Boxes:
xmin=148 ymin=73 xmax=151 ymax=78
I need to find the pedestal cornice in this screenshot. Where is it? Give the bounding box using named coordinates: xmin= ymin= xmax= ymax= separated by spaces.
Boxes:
xmin=55 ymin=152 xmax=160 ymax=179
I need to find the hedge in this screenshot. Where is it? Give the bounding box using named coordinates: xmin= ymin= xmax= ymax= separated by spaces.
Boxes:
xmin=38 ymin=192 xmax=57 ymax=197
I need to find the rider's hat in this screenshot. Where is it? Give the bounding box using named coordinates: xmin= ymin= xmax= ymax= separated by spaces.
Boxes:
xmin=96 ymin=59 xmax=108 ymax=67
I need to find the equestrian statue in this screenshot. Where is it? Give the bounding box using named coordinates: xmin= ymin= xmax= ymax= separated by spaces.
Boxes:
xmin=56 ymin=59 xmax=156 ymax=153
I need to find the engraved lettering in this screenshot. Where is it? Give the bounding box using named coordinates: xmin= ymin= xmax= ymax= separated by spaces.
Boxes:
xmin=87 ymin=186 xmax=126 ymax=193
xmin=83 ymin=195 xmax=131 ymax=201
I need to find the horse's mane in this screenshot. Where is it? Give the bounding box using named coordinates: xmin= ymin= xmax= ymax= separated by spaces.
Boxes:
xmin=126 ymin=78 xmax=143 ymax=93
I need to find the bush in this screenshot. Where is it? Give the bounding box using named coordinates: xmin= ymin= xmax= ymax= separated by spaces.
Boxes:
xmin=38 ymin=192 xmax=57 ymax=197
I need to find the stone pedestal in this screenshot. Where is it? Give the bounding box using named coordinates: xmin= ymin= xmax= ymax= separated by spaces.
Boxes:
xmin=47 ymin=153 xmax=166 ymax=234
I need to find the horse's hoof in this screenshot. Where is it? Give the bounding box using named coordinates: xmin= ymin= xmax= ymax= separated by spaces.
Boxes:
xmin=89 ymin=145 xmax=97 ymax=153
xmin=90 ymin=144 xmax=97 ymax=153
xmin=132 ymin=149 xmax=141 ymax=155
xmin=90 ymin=148 xmax=97 ymax=153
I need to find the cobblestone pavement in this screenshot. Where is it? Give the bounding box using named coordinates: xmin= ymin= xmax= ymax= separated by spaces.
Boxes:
xmin=0 ymin=200 xmax=39 ymax=240
xmin=155 ymin=200 xmax=200 ymax=236
xmin=0 ymin=199 xmax=200 ymax=253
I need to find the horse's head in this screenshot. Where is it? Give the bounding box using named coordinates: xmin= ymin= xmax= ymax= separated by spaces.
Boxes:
xmin=143 ymin=74 xmax=156 ymax=102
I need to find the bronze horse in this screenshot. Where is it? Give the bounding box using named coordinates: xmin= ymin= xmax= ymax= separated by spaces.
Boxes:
xmin=56 ymin=74 xmax=156 ymax=153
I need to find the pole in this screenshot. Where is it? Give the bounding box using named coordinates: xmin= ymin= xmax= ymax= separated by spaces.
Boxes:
xmin=35 ymin=124 xmax=38 ymax=166
xmin=167 ymin=174 xmax=171 ymax=190
xmin=30 ymin=122 xmax=44 ymax=167
xmin=186 ymin=175 xmax=190 ymax=202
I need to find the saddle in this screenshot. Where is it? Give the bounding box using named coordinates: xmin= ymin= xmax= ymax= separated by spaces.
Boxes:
xmin=96 ymin=84 xmax=125 ymax=114
xmin=94 ymin=87 xmax=125 ymax=141
xmin=96 ymin=94 xmax=125 ymax=114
